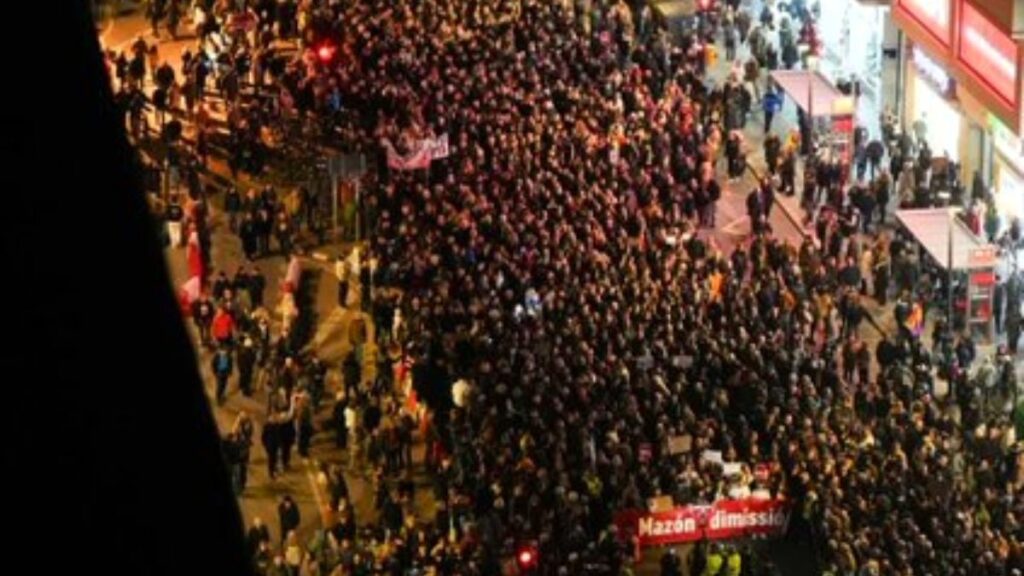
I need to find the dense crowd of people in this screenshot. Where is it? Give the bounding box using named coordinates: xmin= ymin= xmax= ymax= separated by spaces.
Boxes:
xmin=110 ymin=0 xmax=1024 ymax=574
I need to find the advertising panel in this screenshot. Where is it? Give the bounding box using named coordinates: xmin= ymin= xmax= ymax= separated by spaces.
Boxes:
xmin=896 ymin=0 xmax=952 ymax=45
xmin=959 ymin=2 xmax=1019 ymax=106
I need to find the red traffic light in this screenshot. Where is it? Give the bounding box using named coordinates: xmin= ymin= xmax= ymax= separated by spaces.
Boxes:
xmin=316 ymin=43 xmax=336 ymax=63
xmin=516 ymin=545 xmax=538 ymax=571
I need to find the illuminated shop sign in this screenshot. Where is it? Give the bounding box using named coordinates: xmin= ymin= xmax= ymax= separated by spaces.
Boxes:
xmin=913 ymin=46 xmax=954 ymax=96
xmin=989 ymin=114 xmax=1024 ymax=173
xmin=959 ymin=2 xmax=1019 ymax=106
xmin=898 ymin=0 xmax=951 ymax=45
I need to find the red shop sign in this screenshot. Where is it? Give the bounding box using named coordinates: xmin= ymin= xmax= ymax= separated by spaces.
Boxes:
xmin=897 ymin=0 xmax=951 ymax=46
xmin=959 ymin=2 xmax=1019 ymax=106
xmin=970 ymin=270 xmax=996 ymax=286
xmin=614 ymin=499 xmax=790 ymax=547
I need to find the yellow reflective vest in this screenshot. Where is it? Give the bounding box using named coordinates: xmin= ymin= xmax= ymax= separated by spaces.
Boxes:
xmin=725 ymin=552 xmax=742 ymax=576
xmin=702 ymin=553 xmax=724 ymax=576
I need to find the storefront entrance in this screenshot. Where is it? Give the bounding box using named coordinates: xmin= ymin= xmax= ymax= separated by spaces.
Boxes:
xmin=911 ymin=69 xmax=961 ymax=160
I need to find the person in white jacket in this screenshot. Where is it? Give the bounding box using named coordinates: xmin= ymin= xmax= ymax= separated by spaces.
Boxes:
xmin=344 ymin=402 xmax=359 ymax=463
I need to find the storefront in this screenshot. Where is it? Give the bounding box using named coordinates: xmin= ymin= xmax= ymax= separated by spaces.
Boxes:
xmin=955 ymin=2 xmax=1023 ymax=228
xmin=816 ymin=0 xmax=889 ymax=99
xmin=893 ymin=0 xmax=1024 ymax=189
xmin=906 ymin=45 xmax=961 ymax=161
xmin=991 ymin=114 xmax=1024 ymax=231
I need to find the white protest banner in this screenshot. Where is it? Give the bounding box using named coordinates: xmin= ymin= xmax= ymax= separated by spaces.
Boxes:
xmin=382 ymin=134 xmax=449 ymax=170
xmin=701 ymin=450 xmax=724 ymax=466
xmin=426 ymin=133 xmax=449 ymax=160
xmin=722 ymin=462 xmax=743 ymax=476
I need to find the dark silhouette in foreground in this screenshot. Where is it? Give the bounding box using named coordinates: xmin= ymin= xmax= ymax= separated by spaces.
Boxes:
xmin=3 ymin=2 xmax=252 ymax=575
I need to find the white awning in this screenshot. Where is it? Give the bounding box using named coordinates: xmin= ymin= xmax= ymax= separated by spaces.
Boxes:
xmin=770 ymin=70 xmax=855 ymax=118
xmin=895 ymin=208 xmax=996 ymax=270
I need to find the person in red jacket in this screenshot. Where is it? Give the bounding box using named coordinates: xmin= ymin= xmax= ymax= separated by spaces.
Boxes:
xmin=212 ymin=305 xmax=236 ymax=348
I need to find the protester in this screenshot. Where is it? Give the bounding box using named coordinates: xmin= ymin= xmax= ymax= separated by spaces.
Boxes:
xmin=211 ymin=344 xmax=234 ymax=404
xmin=119 ymin=1 xmax=1023 ymax=575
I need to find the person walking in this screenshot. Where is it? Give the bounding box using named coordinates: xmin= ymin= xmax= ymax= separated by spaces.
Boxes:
xmin=147 ymin=0 xmax=166 ymax=38
xmin=274 ymin=211 xmax=293 ymax=257
xmin=245 ymin=518 xmax=271 ymax=563
xmin=211 ymin=345 xmax=234 ymax=404
xmin=335 ymin=254 xmax=349 ymax=308
xmin=276 ymin=389 xmax=296 ymax=472
xmin=342 ymin=351 xmax=361 ymax=400
xmin=225 ymin=187 xmax=242 ymax=233
xmin=230 ymin=411 xmax=254 ymax=493
xmin=292 ymin=386 xmax=313 ymax=459
xmin=212 ymin=304 xmax=236 ymax=348
xmin=165 ymin=194 xmax=185 ymax=247
xmin=240 ymin=212 xmax=259 ymax=261
xmin=257 ymin=206 xmax=273 ymax=258
xmin=191 ymin=292 xmax=215 ymax=348
xmin=1007 ymin=282 xmax=1022 ymax=353
xmin=1007 ymin=313 xmax=1021 ymax=355
xmin=723 ymin=21 xmax=737 ymax=62
xmin=874 ymin=170 xmax=891 ymax=224
xmin=994 ymin=276 xmax=1006 ymax=335
xmin=237 ymin=337 xmax=257 ymax=396
xmin=261 ymin=415 xmax=282 ymax=480
xmin=345 ymin=398 xmax=360 ymax=465
xmin=873 ymin=243 xmax=890 ymax=306
xmin=277 ymin=495 xmax=301 ymax=547
xmin=763 ymin=87 xmax=781 ymax=135
xmin=332 ymin=391 xmax=349 ymax=450
xmin=746 ymin=186 xmax=764 ymax=235
xmin=247 ymin=264 xmax=266 ymax=310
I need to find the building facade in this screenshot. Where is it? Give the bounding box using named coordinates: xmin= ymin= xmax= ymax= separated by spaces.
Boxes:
xmin=893 ymin=0 xmax=1024 ymax=228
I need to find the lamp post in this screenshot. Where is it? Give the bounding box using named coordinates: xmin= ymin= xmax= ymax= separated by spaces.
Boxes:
xmin=947 ymin=207 xmax=966 ymax=328
xmin=806 ymin=55 xmax=819 ymax=157
xmin=946 ymin=207 xmax=961 ymax=401
xmin=948 ymin=207 xmax=955 ymax=326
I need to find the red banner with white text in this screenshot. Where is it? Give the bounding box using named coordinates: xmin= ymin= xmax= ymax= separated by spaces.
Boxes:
xmin=614 ymin=499 xmax=790 ymax=547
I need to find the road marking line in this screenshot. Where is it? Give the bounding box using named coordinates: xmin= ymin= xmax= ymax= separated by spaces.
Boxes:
xmin=721 ymin=215 xmax=750 ymax=236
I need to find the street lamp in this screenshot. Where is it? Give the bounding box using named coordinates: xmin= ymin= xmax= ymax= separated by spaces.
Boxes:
xmin=947 ymin=206 xmax=961 ymax=328
xmin=806 ymin=55 xmax=819 ymax=157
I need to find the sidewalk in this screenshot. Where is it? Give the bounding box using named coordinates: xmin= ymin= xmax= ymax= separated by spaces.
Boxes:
xmin=110 ymin=16 xmax=440 ymax=545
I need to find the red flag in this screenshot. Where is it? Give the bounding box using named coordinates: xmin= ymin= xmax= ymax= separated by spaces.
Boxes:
xmin=186 ymin=231 xmax=205 ymax=285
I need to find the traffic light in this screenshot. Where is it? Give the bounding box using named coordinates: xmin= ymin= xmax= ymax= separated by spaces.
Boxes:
xmin=516 ymin=544 xmax=538 ymax=573
xmin=316 ymin=42 xmax=336 ymax=65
